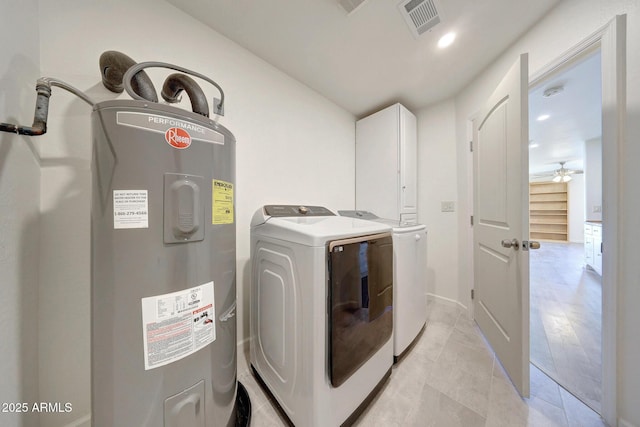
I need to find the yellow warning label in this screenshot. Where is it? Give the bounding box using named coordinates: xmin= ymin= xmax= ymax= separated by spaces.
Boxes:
xmin=212 ymin=179 xmax=234 ymax=225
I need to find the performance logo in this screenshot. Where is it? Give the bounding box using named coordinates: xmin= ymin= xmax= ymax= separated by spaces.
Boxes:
xmin=165 ymin=127 xmax=191 ymax=149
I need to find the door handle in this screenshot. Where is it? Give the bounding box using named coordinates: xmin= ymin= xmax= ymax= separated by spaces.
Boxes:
xmin=522 ymin=240 xmax=541 ymax=251
xmin=501 ymin=238 xmax=519 ymax=250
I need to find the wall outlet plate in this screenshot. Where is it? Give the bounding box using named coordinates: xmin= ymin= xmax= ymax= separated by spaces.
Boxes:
xmin=441 ymin=201 xmax=455 ymax=212
xmin=593 ymin=205 xmax=602 ymax=213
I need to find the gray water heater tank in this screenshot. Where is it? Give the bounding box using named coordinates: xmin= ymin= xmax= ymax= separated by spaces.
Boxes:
xmin=91 ymin=99 xmax=237 ymax=426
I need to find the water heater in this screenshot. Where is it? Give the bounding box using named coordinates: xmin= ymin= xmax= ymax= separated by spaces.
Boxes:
xmin=91 ymin=98 xmax=238 ymax=426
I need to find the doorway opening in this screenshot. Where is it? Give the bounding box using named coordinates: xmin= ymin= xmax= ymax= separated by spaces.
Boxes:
xmin=528 ymin=49 xmax=603 ymax=414
xmin=467 ymin=15 xmax=623 ymax=426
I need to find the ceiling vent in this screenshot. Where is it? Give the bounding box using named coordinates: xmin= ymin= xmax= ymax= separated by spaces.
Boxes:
xmin=338 ymin=0 xmax=369 ymax=14
xmin=397 ymin=0 xmax=441 ymax=38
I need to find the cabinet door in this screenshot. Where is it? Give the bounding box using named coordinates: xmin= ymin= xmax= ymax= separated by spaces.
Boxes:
xmin=593 ymin=225 xmax=602 ymax=275
xmin=356 ymin=105 xmax=400 ymax=220
xmin=584 ymin=235 xmax=594 ymax=266
xmin=399 ymin=105 xmax=417 ymax=215
xmin=584 ymin=224 xmax=594 ymax=267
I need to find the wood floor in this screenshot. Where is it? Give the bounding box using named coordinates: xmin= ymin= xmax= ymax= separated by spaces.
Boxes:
xmin=530 ymin=241 xmax=602 ymax=413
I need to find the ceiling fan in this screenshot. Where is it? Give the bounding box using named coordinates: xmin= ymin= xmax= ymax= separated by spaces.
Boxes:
xmin=530 ymin=161 xmax=584 ymax=183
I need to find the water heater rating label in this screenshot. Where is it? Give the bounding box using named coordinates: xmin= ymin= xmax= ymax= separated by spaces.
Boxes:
xmin=141 ymin=282 xmax=216 ymax=370
xmin=212 ymin=179 xmax=234 ymax=225
xmin=113 ymin=190 xmax=149 ymax=229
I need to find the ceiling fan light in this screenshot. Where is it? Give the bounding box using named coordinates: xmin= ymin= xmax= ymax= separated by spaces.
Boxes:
xmin=562 ymin=175 xmax=572 ymax=182
xmin=543 ymin=85 xmax=564 ymax=98
xmin=552 ymin=175 xmax=562 ymax=183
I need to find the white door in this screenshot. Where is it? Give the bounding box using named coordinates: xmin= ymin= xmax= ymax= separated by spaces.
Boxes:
xmin=473 ymin=54 xmax=530 ymax=397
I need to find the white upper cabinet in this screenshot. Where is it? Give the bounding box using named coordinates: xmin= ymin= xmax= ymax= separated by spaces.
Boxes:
xmin=356 ymin=103 xmax=417 ymax=223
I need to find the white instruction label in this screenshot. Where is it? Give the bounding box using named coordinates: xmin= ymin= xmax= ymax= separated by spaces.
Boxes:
xmin=113 ymin=190 xmax=149 ymax=229
xmin=141 ymin=281 xmax=216 ymax=370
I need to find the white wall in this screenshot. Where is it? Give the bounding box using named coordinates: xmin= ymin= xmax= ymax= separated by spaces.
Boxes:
xmin=416 ymin=100 xmax=459 ymax=303
xmin=34 ymin=0 xmax=355 ymax=425
xmin=585 ymin=137 xmax=603 ymax=221
xmin=450 ymin=1 xmax=640 ymax=425
xmin=568 ymin=174 xmax=585 ymax=243
xmin=0 ymin=1 xmax=41 ymax=427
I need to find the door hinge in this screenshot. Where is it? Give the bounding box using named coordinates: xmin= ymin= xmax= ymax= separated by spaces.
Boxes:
xmin=469 ymin=140 xmax=473 ymax=152
xmin=470 ymin=215 xmax=474 ymax=226
xmin=471 ymin=289 xmax=475 ymax=300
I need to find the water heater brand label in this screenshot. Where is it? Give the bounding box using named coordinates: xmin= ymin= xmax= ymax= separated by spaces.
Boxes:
xmin=113 ymin=190 xmax=149 ymax=229
xmin=116 ymin=111 xmax=224 ymax=145
xmin=141 ymin=282 xmax=216 ymax=370
xmin=165 ymin=127 xmax=191 ymax=149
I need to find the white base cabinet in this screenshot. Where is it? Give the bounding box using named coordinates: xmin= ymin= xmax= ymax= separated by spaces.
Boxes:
xmin=584 ymin=222 xmax=602 ymax=275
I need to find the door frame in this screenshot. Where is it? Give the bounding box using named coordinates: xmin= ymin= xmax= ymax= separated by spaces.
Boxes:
xmin=467 ymin=15 xmax=625 ymax=426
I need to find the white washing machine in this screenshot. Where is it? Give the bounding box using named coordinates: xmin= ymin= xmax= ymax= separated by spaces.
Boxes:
xmin=250 ymin=205 xmax=394 ymax=426
xmin=339 ymin=211 xmax=427 ymax=360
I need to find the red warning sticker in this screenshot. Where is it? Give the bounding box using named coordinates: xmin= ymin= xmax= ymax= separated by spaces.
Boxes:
xmin=165 ymin=127 xmax=191 ymax=149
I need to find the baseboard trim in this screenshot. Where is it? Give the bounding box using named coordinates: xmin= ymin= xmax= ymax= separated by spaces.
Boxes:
xmin=238 ymin=336 xmax=250 ymax=352
xmin=427 ymin=293 xmax=467 ymax=312
xmin=64 ymin=413 xmax=91 ymax=427
xmin=619 ymin=418 xmax=638 ymax=427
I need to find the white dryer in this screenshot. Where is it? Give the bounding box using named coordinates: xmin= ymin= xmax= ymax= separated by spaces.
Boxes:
xmin=339 ymin=211 xmax=427 ymax=360
xmin=250 ymin=205 xmax=394 ymax=426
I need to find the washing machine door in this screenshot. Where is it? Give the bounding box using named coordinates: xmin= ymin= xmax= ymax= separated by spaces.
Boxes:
xmin=328 ymin=232 xmax=393 ymax=387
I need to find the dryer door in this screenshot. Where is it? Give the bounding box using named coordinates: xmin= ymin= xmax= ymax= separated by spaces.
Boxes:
xmin=328 ymin=232 xmax=393 ymax=387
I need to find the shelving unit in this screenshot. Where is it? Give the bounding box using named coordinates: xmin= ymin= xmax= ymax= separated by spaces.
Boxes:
xmin=529 ymin=182 xmax=568 ymax=242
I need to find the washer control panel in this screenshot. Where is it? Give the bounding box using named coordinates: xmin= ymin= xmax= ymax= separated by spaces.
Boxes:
xmin=264 ymin=205 xmax=335 ymax=217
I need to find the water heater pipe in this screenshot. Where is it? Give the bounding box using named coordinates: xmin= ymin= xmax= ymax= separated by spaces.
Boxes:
xmin=123 ymin=62 xmax=225 ymax=116
xmin=161 ymin=73 xmax=210 ymax=117
xmin=99 ymin=51 xmax=158 ymax=102
xmin=0 ymin=77 xmax=95 ymax=136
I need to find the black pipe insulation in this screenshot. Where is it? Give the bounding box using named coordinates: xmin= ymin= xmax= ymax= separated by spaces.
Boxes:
xmin=0 ymin=77 xmax=95 ymax=136
xmin=123 ymin=62 xmax=225 ymax=116
xmin=162 ymin=73 xmax=210 ymax=117
xmin=99 ymin=50 xmax=158 ymax=102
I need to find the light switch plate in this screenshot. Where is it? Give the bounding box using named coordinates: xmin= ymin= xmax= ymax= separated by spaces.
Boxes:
xmin=441 ymin=201 xmax=455 ymax=212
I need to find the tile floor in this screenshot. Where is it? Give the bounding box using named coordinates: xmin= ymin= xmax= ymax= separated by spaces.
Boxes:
xmin=530 ymin=242 xmax=602 ymax=413
xmin=238 ymin=299 xmax=607 ymax=426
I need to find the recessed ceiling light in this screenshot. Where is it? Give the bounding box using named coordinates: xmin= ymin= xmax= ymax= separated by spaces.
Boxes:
xmin=537 ymin=114 xmax=550 ymax=121
xmin=438 ymin=32 xmax=456 ymax=49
